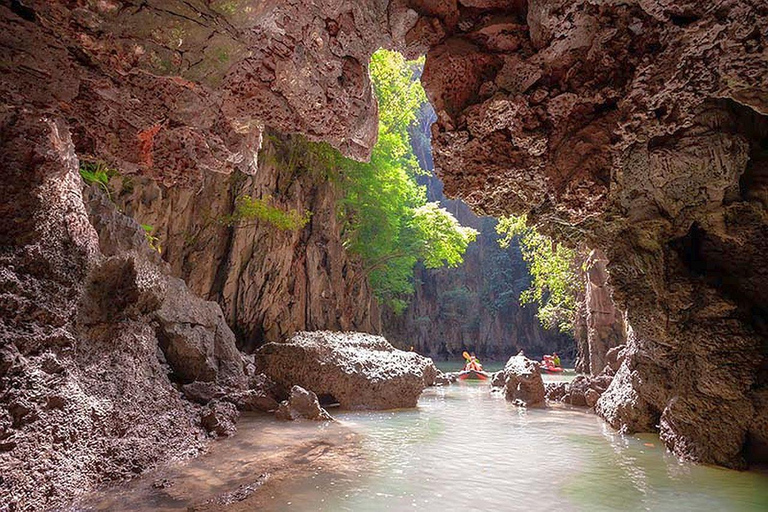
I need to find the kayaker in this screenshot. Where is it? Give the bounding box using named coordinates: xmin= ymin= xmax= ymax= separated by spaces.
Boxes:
xmin=553 ymin=352 xmax=561 ymax=367
xmin=469 ymin=352 xmax=483 ymax=372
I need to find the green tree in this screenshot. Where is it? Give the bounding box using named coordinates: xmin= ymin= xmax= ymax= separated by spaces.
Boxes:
xmin=496 ymin=214 xmax=578 ymax=332
xmin=338 ymin=50 xmax=477 ymax=312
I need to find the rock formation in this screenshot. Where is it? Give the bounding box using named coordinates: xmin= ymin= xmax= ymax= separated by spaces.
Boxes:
xmin=275 ymin=385 xmax=334 ymax=421
xmin=0 ymin=113 xmax=251 ymax=510
xmin=0 ymin=5 xmax=765 ymax=506
xmin=256 ymin=331 xmax=438 ymax=409
xmin=112 ymin=132 xmax=381 ymax=351
xmin=494 ymin=354 xmax=546 ymax=407
xmin=410 ymin=0 xmax=767 ymax=468
xmin=574 ymin=249 xmax=627 ymax=375
xmin=384 ymin=105 xmax=573 ymax=360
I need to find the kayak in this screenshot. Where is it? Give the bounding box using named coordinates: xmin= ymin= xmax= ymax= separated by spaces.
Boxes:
xmin=458 ymin=369 xmax=490 ymax=381
xmin=540 ymin=364 xmax=564 ymax=373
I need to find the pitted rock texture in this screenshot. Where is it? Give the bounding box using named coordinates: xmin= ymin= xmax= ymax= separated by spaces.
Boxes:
xmin=275 ymin=385 xmax=334 ymax=421
xmin=497 ymin=355 xmax=545 ymax=407
xmin=112 ymin=133 xmax=381 ymax=351
xmin=0 ymin=0 xmax=412 ymax=181
xmin=256 ymin=331 xmax=438 ymax=409
xmin=0 ymin=112 xmax=247 ymax=511
xmin=409 ymin=0 xmax=768 ymax=468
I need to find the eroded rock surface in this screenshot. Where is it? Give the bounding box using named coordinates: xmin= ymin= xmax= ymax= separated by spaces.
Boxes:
xmin=112 ymin=133 xmax=381 ymax=350
xmin=574 ymin=249 xmax=627 ymax=375
xmin=275 ymin=386 xmax=334 ymax=421
xmin=256 ymin=331 xmax=438 ymax=409
xmin=0 ymin=112 xmax=250 ymax=510
xmin=409 ymin=0 xmax=768 ymax=468
xmin=496 ymin=355 xmax=545 ymax=407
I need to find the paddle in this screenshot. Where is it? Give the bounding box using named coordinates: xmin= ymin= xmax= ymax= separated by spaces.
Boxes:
xmin=462 ymin=351 xmax=471 ymax=361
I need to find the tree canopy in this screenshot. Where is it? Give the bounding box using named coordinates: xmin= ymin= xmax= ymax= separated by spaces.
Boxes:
xmin=496 ymin=215 xmax=578 ymax=332
xmin=338 ymin=50 xmax=477 ymax=312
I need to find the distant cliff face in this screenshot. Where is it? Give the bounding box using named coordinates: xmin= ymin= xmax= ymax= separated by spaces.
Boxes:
xmin=113 ymin=133 xmax=381 ymax=351
xmin=384 ymin=106 xmax=572 ymax=361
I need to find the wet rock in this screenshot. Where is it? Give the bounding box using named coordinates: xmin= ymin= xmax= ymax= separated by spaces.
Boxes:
xmin=275 ymin=386 xmax=333 ymax=421
xmin=545 ymin=382 xmax=568 ymax=402
xmin=498 ymin=355 xmax=545 ymax=407
xmin=491 ymin=370 xmax=506 ymax=387
xmin=256 ymin=331 xmax=437 ymax=409
xmin=201 ymin=401 xmax=239 ymax=437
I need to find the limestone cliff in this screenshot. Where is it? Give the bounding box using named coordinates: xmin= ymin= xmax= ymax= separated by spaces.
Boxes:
xmin=574 ymin=249 xmax=627 ymax=375
xmin=113 ymin=132 xmax=381 ymax=352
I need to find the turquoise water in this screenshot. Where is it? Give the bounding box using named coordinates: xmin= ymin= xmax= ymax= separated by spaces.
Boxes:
xmin=82 ymin=382 xmax=768 ymax=511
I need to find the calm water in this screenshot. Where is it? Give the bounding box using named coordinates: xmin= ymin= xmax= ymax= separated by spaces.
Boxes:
xmin=83 ymin=381 xmax=768 ymax=512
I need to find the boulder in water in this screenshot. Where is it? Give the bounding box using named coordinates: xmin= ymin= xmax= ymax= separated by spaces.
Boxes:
xmin=256 ymin=331 xmax=437 ymax=409
xmin=498 ymin=355 xmax=546 ymax=407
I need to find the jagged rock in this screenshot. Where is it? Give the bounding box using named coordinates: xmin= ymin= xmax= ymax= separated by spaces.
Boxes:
xmin=490 ymin=370 xmax=506 ymax=387
xmin=225 ymin=389 xmax=280 ymax=413
xmin=498 ymin=355 xmax=545 ymax=407
xmin=574 ymin=250 xmax=627 ymax=375
xmin=0 ymin=112 xmax=255 ymax=510
xmin=605 ymin=345 xmax=626 ymax=373
xmin=415 ymin=0 xmax=768 ymax=467
xmin=201 ymin=401 xmax=239 ymax=437
xmin=275 ymin=386 xmax=333 ymax=421
xmin=434 ymin=371 xmax=459 ymax=386
xmin=256 ymin=331 xmax=437 ymax=409
xmin=545 ymin=382 xmax=568 ymax=402
xmin=156 ymin=278 xmax=246 ymax=389
xmin=182 ymin=382 xmax=227 ymax=405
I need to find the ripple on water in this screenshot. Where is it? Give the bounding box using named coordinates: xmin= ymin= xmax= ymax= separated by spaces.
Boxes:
xmin=79 ymin=383 xmax=768 ymax=512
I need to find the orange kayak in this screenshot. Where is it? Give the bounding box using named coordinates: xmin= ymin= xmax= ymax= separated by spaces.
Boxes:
xmin=458 ymin=369 xmax=490 ymax=381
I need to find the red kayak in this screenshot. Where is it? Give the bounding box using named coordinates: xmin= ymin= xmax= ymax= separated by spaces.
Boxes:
xmin=540 ymin=364 xmax=564 ymax=373
xmin=458 ymin=369 xmax=490 ymax=381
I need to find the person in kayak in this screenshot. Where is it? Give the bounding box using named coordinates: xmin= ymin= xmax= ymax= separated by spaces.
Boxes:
xmin=464 ymin=352 xmax=483 ymax=372
xmin=553 ymin=352 xmax=561 ymax=367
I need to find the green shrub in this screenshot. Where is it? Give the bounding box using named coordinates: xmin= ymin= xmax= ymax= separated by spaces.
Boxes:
xmin=227 ymin=194 xmax=311 ymax=231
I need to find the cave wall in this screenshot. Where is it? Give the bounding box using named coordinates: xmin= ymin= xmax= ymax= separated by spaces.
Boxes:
xmin=0 ymin=112 xmax=249 ymax=510
xmin=573 ymin=249 xmax=627 ymax=375
xmin=1 ymin=0 xmax=766 ymax=498
xmin=409 ymin=0 xmax=767 ymax=468
xmin=112 ymin=133 xmax=381 ymax=351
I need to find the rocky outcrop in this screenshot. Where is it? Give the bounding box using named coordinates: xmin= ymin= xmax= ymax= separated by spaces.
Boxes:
xmin=112 ymin=133 xmax=380 ymax=351
xmin=411 ymin=0 xmax=768 ymax=468
xmin=0 ymin=112 xmax=254 ymax=510
xmin=0 ymin=1 xmax=415 ymax=176
xmin=574 ymin=249 xmax=627 ymax=375
xmin=495 ymin=355 xmax=545 ymax=407
xmin=256 ymin=331 xmax=438 ymax=409
xmin=275 ymin=386 xmax=334 ymax=421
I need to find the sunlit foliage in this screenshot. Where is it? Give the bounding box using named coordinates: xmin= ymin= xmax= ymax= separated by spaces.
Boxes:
xmin=496 ymin=215 xmax=578 ymax=332
xmin=338 ymin=50 xmax=477 ymax=312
